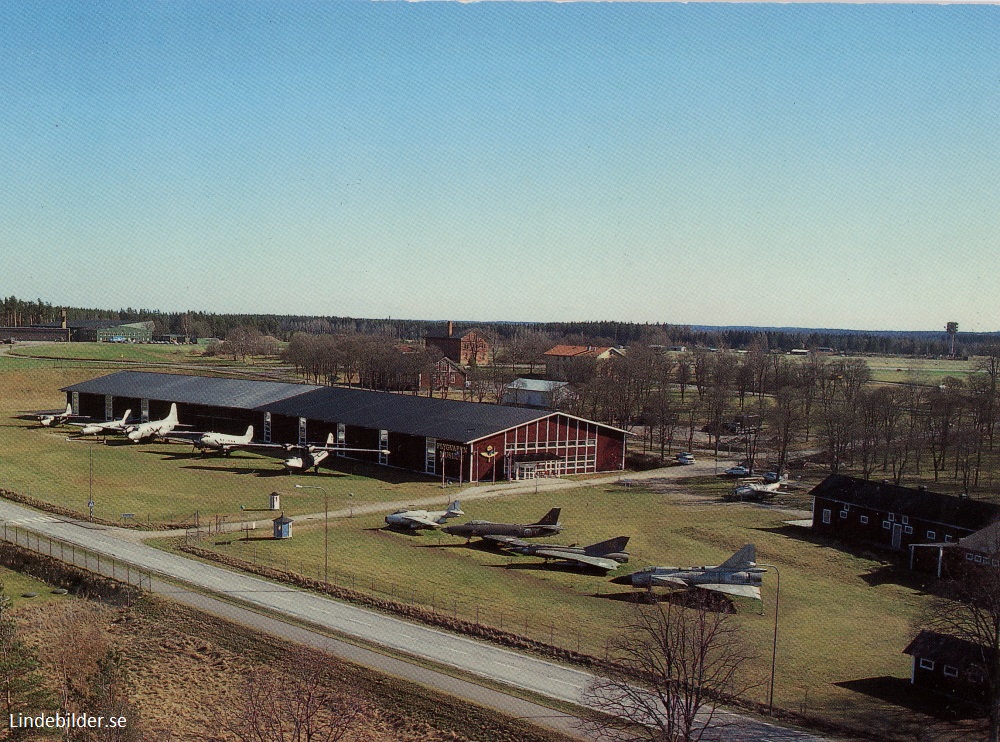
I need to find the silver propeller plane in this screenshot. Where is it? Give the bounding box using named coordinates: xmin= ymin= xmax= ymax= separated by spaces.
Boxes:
xmin=168 ymin=425 xmax=256 ymax=455
xmin=618 ymin=544 xmax=765 ymax=601
xmin=69 ymin=409 xmax=133 ymax=437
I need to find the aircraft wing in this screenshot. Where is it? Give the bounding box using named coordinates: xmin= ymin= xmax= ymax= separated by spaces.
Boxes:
xmin=532 ymin=550 xmax=620 ymax=571
xmin=399 ymin=514 xmax=443 ymax=528
xmin=164 ymin=432 xmax=206 ymax=443
xmin=648 ymin=575 xmax=690 ymax=588
xmin=696 ymin=583 xmax=761 ymax=600
xmin=483 ymin=535 xmax=529 ymax=548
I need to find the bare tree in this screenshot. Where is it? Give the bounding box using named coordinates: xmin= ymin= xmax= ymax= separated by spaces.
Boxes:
xmin=220 ymin=651 xmax=371 ymax=742
xmin=584 ymin=595 xmax=759 ymax=742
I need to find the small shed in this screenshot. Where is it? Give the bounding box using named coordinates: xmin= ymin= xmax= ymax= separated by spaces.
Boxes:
xmin=272 ymin=514 xmax=293 ymax=539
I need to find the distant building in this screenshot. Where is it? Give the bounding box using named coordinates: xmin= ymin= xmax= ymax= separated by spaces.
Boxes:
xmin=95 ymin=321 xmax=155 ymax=343
xmin=810 ymin=475 xmax=1000 ymax=553
xmin=903 ymin=630 xmax=987 ymax=705
xmin=788 ymin=348 xmax=810 ymax=356
xmin=420 ymin=357 xmax=467 ymax=394
xmin=910 ymin=520 xmax=1000 ymax=577
xmin=423 ymin=322 xmax=491 ymax=366
xmin=543 ymin=345 xmax=625 ymax=377
xmin=502 ymin=378 xmax=573 ymax=409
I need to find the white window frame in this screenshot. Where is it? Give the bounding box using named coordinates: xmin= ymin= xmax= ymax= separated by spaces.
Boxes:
xmin=944 ymin=665 xmax=959 ymax=678
xmin=919 ymin=658 xmax=935 ymax=670
xmin=298 ymin=417 xmax=307 ymax=445
xmin=882 ymin=521 xmax=892 ymax=530
xmin=927 ymin=530 xmax=936 ymax=540
xmin=263 ymin=412 xmax=272 ymax=443
xmin=379 ymin=429 xmax=389 ymax=465
xmin=860 ymin=515 xmax=869 ymax=525
xmin=71 ymin=392 xmax=80 ymax=415
xmin=901 ymin=515 xmax=909 ymax=525
xmin=822 ymin=509 xmax=831 ymax=525
xmin=141 ymin=398 xmax=150 ymax=423
xmin=904 ymin=526 xmax=913 ymax=535
xmin=839 ymin=510 xmax=848 ymax=519
xmin=425 ymin=438 xmax=437 ymax=475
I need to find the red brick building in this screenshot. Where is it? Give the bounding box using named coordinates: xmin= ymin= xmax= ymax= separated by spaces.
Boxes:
xmin=419 ymin=357 xmax=467 ymax=394
xmin=423 ymin=322 xmax=491 ymax=366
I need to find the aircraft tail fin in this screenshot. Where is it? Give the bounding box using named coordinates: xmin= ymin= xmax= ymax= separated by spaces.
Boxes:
xmin=64 ymin=402 xmax=73 ymax=415
xmin=243 ymin=425 xmax=254 ymax=441
xmin=584 ymin=536 xmax=630 ymax=556
xmin=717 ymin=544 xmax=756 ymax=571
xmin=167 ymin=403 xmax=178 ymax=423
xmin=326 ymin=433 xmax=336 ymax=447
xmin=121 ymin=409 xmax=132 ymax=424
xmin=446 ymin=500 xmax=464 ymax=516
xmin=535 ymin=508 xmax=561 ymax=526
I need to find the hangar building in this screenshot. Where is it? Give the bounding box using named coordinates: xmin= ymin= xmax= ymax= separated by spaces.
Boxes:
xmin=62 ymin=371 xmax=628 ymax=483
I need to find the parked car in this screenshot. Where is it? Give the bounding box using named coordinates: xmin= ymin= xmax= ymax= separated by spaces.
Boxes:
xmin=676 ymin=452 xmax=696 ymax=465
xmin=723 ymin=466 xmax=751 ymax=477
xmin=763 ymin=471 xmax=782 ymax=483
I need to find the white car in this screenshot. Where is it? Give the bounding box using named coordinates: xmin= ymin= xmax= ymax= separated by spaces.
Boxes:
xmin=724 ymin=466 xmax=751 ymax=477
xmin=676 ymin=452 xmax=696 ymax=465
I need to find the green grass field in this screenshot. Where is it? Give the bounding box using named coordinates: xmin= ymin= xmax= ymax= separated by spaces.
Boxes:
xmin=862 ymin=355 xmax=976 ymax=386
xmin=190 ymin=482 xmax=935 ymax=733
xmin=0 ymin=566 xmax=66 ymax=609
xmin=0 ymin=362 xmax=445 ymax=523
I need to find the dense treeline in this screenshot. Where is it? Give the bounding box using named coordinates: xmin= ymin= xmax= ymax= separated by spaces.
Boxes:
xmin=4 ymin=294 xmax=999 ymax=356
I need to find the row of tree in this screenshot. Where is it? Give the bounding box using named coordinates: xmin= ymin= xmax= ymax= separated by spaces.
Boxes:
xmin=5 ymin=295 xmax=998 ymax=355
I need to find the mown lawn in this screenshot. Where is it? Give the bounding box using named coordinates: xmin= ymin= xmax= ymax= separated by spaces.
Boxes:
xmin=0 ymin=362 xmax=445 ymax=522
xmin=193 ymin=482 xmax=936 ymax=733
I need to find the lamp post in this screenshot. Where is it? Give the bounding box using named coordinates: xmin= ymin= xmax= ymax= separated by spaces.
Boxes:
xmin=759 ymin=563 xmax=781 ymax=715
xmin=295 ymin=484 xmax=328 ymax=585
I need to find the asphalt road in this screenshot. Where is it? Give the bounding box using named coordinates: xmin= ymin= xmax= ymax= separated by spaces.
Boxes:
xmin=0 ymin=497 xmax=831 ymax=741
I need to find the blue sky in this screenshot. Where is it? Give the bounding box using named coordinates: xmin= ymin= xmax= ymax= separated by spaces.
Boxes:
xmin=2 ymin=3 xmax=998 ymax=331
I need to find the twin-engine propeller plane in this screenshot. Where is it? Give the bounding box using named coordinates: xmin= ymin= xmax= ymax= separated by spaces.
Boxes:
xmin=442 ymin=508 xmax=563 ymax=541
xmin=615 ymin=544 xmax=765 ymax=601
xmin=167 ymin=426 xmax=255 ymax=455
xmin=385 ymin=500 xmax=464 ymax=530
xmin=68 ymin=409 xmax=133 ymax=437
xmin=126 ymin=403 xmax=182 ymax=443
xmin=34 ymin=403 xmax=86 ymax=427
xmin=250 ymin=433 xmax=388 ymax=474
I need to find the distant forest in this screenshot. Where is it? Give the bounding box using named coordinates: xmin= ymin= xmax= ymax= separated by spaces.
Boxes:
xmin=3 ymin=295 xmax=996 ymax=357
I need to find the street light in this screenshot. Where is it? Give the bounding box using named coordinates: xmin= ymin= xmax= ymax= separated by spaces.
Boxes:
xmin=294 ymin=484 xmax=328 ymax=586
xmin=759 ymin=563 xmax=781 ymax=715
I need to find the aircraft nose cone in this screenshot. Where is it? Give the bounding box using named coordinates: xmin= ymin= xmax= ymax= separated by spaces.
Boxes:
xmin=609 ymin=574 xmax=634 ymax=585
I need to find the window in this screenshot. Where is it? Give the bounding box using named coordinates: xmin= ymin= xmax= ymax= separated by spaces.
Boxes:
xmin=901 ymin=515 xmax=909 ymax=525
xmin=975 ymin=555 xmax=984 ymax=564
xmin=904 ymin=526 xmax=913 ymax=535
xmin=888 ymin=513 xmax=896 ymax=522
xmin=839 ymin=510 xmax=848 ymax=519
xmin=860 ymin=515 xmax=869 ymax=525
xmin=822 ymin=509 xmax=831 ymax=525
xmin=263 ymin=412 xmax=272 ymax=443
xmin=944 ymin=535 xmax=954 ymax=543
xmin=919 ymin=659 xmax=935 ymax=671
xmin=944 ymin=666 xmax=959 ymax=678
xmin=882 ymin=521 xmax=891 ymax=530
xmin=842 ymin=504 xmax=850 ymax=511
xmin=968 ymin=553 xmax=976 ymax=561
xmin=379 ymin=430 xmax=389 ymax=465
xmin=927 ymin=531 xmax=936 ymax=540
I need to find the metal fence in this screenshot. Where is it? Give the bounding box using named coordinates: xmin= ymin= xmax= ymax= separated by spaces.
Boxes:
xmin=0 ymin=521 xmax=155 ymax=592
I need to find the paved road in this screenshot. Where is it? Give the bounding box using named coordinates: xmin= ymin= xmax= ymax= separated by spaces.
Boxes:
xmin=0 ymin=498 xmax=829 ymax=741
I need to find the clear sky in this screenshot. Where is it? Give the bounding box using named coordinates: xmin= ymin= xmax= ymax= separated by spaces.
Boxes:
xmin=1 ymin=2 xmax=998 ymax=331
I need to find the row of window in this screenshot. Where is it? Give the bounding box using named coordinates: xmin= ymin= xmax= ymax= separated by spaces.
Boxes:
xmin=505 ymin=439 xmax=597 ymax=453
xmin=824 ymin=507 xmax=957 ymax=543
xmin=918 ymin=658 xmax=960 ymax=678
xmin=966 ymin=552 xmax=1000 ymax=567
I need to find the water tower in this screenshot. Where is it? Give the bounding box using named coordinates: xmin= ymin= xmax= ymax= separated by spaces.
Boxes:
xmin=946 ymin=322 xmax=958 ymax=357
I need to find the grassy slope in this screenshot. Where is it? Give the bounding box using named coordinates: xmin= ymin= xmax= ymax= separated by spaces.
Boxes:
xmin=192 ymin=480 xmax=934 ymax=732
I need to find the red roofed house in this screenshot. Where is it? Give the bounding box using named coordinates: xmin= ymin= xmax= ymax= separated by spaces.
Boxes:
xmin=543 ymin=345 xmax=626 ymax=378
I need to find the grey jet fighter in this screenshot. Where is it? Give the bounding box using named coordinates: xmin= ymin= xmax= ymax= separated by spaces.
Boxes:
xmin=509 ymin=535 xmax=630 ymax=572
xmin=617 ymin=544 xmax=765 ymax=601
xmin=442 ymin=508 xmax=562 ymax=541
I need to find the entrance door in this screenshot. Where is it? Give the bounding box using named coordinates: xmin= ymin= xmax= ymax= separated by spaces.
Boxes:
xmin=892 ymin=523 xmax=903 ymax=550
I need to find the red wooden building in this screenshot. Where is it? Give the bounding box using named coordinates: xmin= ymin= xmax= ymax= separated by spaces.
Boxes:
xmin=62 ymin=371 xmax=628 ymax=483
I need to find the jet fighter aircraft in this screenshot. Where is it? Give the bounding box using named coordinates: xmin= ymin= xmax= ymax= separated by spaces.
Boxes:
xmin=510 ymin=536 xmax=630 ymax=572
xmin=442 ymin=508 xmax=562 ymax=541
xmin=617 ymin=544 xmax=765 ymax=601
xmin=385 ymin=500 xmax=464 ymax=530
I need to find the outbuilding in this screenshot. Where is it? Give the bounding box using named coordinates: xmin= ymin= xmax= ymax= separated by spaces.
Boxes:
xmin=810 ymin=475 xmax=1000 ymax=553
xmin=903 ymin=630 xmax=987 ymax=706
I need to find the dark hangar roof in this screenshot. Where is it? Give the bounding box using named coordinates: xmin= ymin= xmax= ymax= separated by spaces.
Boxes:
xmin=811 ymin=475 xmax=1000 ymax=531
xmin=61 ymin=371 xmax=607 ymax=443
xmin=62 ymin=371 xmax=320 ymax=409
xmin=258 ymin=386 xmax=552 ymax=443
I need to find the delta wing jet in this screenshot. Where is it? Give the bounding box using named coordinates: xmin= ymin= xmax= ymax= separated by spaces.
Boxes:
xmin=617 ymin=544 xmax=765 ymax=601
xmin=442 ymin=508 xmax=562 ymax=541
xmin=385 ymin=500 xmax=464 ymax=530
